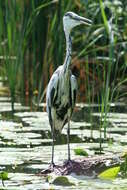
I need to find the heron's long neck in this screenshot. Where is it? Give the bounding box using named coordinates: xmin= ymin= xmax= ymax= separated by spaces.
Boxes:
xmin=63 ymin=33 xmax=72 ymax=72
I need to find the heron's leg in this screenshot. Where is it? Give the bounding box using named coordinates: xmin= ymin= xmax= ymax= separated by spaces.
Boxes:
xmin=51 ymin=126 xmax=55 ymax=166
xmin=67 ymin=118 xmax=71 ymax=161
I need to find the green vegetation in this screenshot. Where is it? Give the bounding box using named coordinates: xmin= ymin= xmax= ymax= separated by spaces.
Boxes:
xmin=98 ymin=155 xmax=127 ymax=180
xmin=74 ymin=148 xmax=88 ymax=156
xmin=0 ymin=171 xmax=9 ymax=186
xmin=98 ymin=166 xmax=120 ymax=180
xmin=121 ymin=154 xmax=127 ymax=178
xmin=52 ymin=176 xmax=75 ymax=186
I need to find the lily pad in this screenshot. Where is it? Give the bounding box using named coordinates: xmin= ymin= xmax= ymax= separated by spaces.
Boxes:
xmin=74 ymin=148 xmax=88 ymax=156
xmin=52 ymin=176 xmax=75 ymax=186
xmin=0 ymin=171 xmax=9 ymax=180
xmin=98 ymin=166 xmax=120 ymax=180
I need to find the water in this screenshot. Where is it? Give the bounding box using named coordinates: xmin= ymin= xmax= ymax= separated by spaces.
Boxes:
xmin=0 ymin=97 xmax=127 ymax=189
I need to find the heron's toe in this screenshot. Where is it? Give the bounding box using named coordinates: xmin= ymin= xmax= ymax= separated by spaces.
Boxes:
xmin=64 ymin=159 xmax=73 ymax=167
xmin=49 ymin=162 xmax=56 ymax=171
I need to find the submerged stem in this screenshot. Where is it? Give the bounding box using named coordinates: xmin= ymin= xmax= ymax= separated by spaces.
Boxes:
xmin=11 ymin=91 xmax=15 ymax=113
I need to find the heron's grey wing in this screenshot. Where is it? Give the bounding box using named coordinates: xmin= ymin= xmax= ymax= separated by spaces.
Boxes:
xmin=46 ymin=72 xmax=59 ymax=126
xmin=71 ymin=74 xmax=78 ymax=109
xmin=46 ymin=73 xmax=59 ymax=106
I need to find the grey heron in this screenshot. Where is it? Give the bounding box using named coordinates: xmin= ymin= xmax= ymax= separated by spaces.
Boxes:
xmin=46 ymin=12 xmax=92 ymax=166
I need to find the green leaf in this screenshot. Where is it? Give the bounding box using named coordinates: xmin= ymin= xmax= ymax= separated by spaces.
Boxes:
xmin=0 ymin=172 xmax=9 ymax=180
xmin=35 ymin=0 xmax=58 ymax=12
xmin=120 ymin=155 xmax=127 ymax=178
xmin=99 ymin=0 xmax=109 ymax=35
xmin=122 ymin=152 xmax=127 ymax=158
xmin=52 ymin=176 xmax=75 ymax=186
xmin=98 ymin=166 xmax=120 ymax=180
xmin=74 ymin=148 xmax=88 ymax=156
xmin=7 ymin=22 xmax=12 ymax=50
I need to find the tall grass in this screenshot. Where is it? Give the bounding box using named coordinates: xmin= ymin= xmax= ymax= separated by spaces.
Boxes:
xmin=0 ymin=1 xmax=25 ymax=111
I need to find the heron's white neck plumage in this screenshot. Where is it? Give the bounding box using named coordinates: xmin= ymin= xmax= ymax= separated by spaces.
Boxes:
xmin=63 ymin=31 xmax=72 ymax=72
xmin=62 ymin=12 xmax=92 ymax=73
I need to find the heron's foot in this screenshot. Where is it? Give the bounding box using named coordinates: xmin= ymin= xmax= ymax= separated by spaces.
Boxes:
xmin=39 ymin=162 xmax=55 ymax=175
xmin=64 ymin=159 xmax=73 ymax=167
xmin=49 ymin=162 xmax=56 ymax=171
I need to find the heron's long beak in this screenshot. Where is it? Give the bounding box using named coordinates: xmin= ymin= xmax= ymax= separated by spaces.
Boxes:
xmin=74 ymin=15 xmax=92 ymax=26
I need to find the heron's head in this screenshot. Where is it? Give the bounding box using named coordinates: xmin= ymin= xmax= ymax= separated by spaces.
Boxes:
xmin=63 ymin=12 xmax=92 ymax=34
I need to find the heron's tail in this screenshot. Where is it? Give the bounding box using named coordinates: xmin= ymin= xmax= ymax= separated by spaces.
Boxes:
xmin=53 ymin=128 xmax=61 ymax=139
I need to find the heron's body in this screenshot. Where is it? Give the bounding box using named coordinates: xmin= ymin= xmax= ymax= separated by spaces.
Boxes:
xmin=46 ymin=64 xmax=77 ymax=133
xmin=46 ymin=12 xmax=92 ymax=165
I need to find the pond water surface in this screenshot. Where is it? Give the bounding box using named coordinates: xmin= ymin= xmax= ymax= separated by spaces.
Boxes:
xmin=0 ymin=97 xmax=127 ymax=189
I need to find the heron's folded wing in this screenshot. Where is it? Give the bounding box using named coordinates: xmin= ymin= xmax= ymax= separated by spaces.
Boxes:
xmin=46 ymin=72 xmax=59 ymax=126
xmin=46 ymin=72 xmax=59 ymax=107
